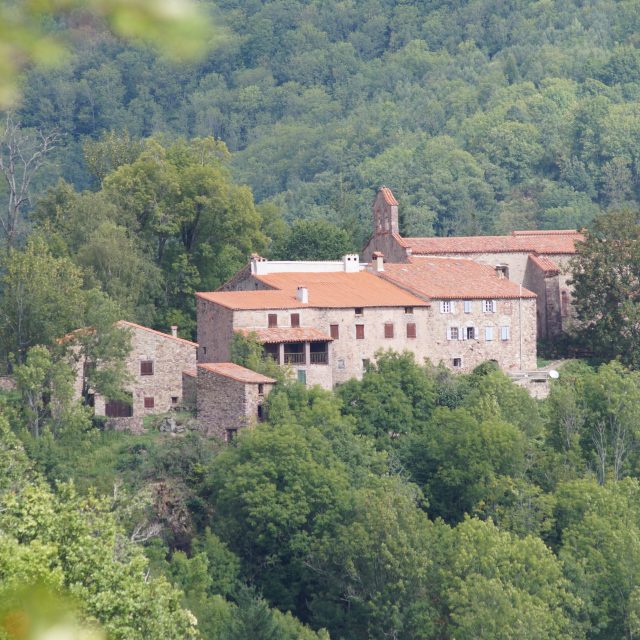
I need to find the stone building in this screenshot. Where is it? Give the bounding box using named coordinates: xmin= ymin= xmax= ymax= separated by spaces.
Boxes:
xmin=362 ymin=187 xmax=583 ymax=340
xmin=197 ymin=362 xmax=276 ymax=441
xmin=74 ymin=321 xmax=197 ymax=420
xmin=195 ymin=249 xmax=537 ymax=385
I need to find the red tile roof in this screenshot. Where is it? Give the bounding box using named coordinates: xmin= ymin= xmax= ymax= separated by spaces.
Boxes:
xmin=197 ymin=272 xmax=428 ymax=310
xmin=182 ymin=369 xmax=197 ymax=377
xmin=527 ymin=254 xmax=560 ymax=276
xmin=198 ymin=362 xmax=276 ymax=384
xmin=403 ymin=230 xmax=582 ymax=255
xmin=118 ymin=321 xmax=198 ymax=347
xmin=378 ymin=258 xmax=536 ymax=300
xmin=379 ymin=186 xmax=398 ymax=206
xmin=235 ymin=327 xmax=334 ymax=344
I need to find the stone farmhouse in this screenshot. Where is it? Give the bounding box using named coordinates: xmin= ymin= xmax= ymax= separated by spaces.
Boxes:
xmin=195 ymin=250 xmax=538 ymax=392
xmin=72 ymin=321 xmax=197 ymax=423
xmin=362 ymin=187 xmax=583 ymax=340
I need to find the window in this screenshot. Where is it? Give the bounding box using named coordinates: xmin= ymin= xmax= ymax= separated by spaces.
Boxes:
xmin=407 ymin=323 xmax=416 ymax=338
xmin=356 ymin=324 xmax=365 ymax=339
xmin=440 ymin=301 xmax=452 ymax=314
xmin=144 ymin=397 xmax=155 ymax=409
xmin=501 ymin=326 xmax=510 ymax=341
xmin=291 ymin=313 xmax=300 ymax=327
xmin=258 ymin=383 xmax=264 ymax=396
xmin=330 ymin=324 xmax=339 ymax=339
xmin=384 ymin=323 xmax=394 ymax=338
xmin=337 ymin=358 xmax=346 ymax=369
xmin=561 ymin=290 xmax=569 ymax=317
xmin=404 ymin=306 xmax=414 ymax=314
xmin=483 ymin=300 xmax=496 ymax=313
xmin=466 ymin=326 xmax=476 ymax=340
xmin=448 ymin=327 xmax=459 ymax=340
xmin=257 ymin=404 xmax=264 ymax=422
xmin=268 ymin=313 xmax=278 ymax=327
xmin=202 ymin=346 xmax=207 ymax=355
xmin=171 ymin=396 xmax=179 ymax=405
xmin=140 ymin=360 xmax=154 ymax=376
xmin=355 ymin=307 xmax=364 ymax=316
xmin=226 ymin=428 xmax=237 ymax=443
xmin=464 ymin=300 xmax=472 ymax=313
xmin=485 ymin=326 xmax=494 ymax=341
xmin=362 ymin=358 xmax=371 ymax=370
xmin=453 ymin=358 xmax=462 ymax=368
xmin=297 ymin=370 xmax=307 ymax=385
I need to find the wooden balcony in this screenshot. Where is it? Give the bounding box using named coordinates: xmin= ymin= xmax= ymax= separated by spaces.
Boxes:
xmin=310 ymin=351 xmax=328 ymax=364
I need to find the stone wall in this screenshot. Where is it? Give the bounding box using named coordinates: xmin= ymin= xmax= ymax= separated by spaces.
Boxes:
xmin=196 ymin=298 xmax=235 ymax=363
xmin=198 ymin=296 xmax=538 ymax=386
xmin=361 ymin=233 xmax=410 ymax=263
xmin=196 ymin=367 xmax=274 ymax=439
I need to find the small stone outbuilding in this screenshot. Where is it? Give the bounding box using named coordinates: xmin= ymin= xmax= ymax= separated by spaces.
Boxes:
xmin=197 ymin=362 xmax=276 ymax=441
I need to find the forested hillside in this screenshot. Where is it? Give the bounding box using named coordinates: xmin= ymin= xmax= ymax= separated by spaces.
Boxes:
xmin=14 ymin=0 xmax=640 ymax=244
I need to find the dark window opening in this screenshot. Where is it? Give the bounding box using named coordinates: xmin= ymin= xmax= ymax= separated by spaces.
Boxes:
xmin=355 ymin=307 xmax=364 ymax=316
xmin=330 ymin=324 xmax=339 ymax=339
xmin=264 ymin=343 xmax=279 ymax=363
xmin=405 ymin=307 xmax=414 ymax=314
xmin=105 ymin=398 xmax=133 ymax=418
xmin=258 ymin=383 xmax=264 ymax=395
xmin=268 ymin=313 xmax=278 ymax=328
xmin=356 ymin=324 xmax=365 ymax=339
xmin=284 ymin=342 xmax=305 ymax=364
xmin=257 ymin=404 xmax=264 ymax=421
xmin=291 ymin=313 xmax=300 ymax=327
xmin=171 ymin=396 xmax=179 ymax=405
xmin=140 ymin=360 xmax=154 ymax=376
xmin=407 ymin=323 xmax=416 ymax=338
xmin=362 ymin=358 xmax=371 ymax=370
xmin=466 ymin=327 xmax=475 ymax=340
xmin=226 ymin=428 xmax=237 ymax=443
xmin=87 ymin=393 xmax=95 ymax=408
xmin=310 ymin=341 xmax=329 ymax=364
xmin=453 ymin=358 xmax=462 ymax=368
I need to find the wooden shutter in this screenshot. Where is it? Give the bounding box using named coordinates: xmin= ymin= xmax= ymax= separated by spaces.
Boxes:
xmin=144 ymin=397 xmax=155 ymax=409
xmin=291 ymin=313 xmax=300 ymax=327
xmin=406 ymin=323 xmax=416 ymax=338
xmin=384 ymin=323 xmax=394 ymax=338
xmin=356 ymin=324 xmax=365 ymax=339
xmin=268 ymin=313 xmax=278 ymax=327
xmin=140 ymin=361 xmax=154 ymax=376
xmin=330 ymin=324 xmax=339 ymax=339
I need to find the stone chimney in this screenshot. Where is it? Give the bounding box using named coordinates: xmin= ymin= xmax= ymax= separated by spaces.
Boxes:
xmin=171 ymin=325 xmax=178 ymax=338
xmin=296 ymin=286 xmax=309 ymax=304
xmin=372 ymin=251 xmax=385 ymax=272
xmin=372 ymin=186 xmax=399 ymax=235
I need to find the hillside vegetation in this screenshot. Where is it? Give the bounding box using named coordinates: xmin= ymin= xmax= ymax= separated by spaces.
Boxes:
xmin=15 ymin=0 xmax=640 ymax=245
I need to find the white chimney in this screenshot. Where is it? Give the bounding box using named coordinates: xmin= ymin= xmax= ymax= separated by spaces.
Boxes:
xmin=296 ymin=286 xmax=309 ymax=304
xmin=343 ymin=254 xmax=360 ymax=273
xmin=372 ymin=251 xmax=384 ymax=272
xmin=171 ymin=325 xmax=178 ymax=338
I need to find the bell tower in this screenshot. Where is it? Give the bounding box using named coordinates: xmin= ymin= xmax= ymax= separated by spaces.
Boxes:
xmin=372 ymin=186 xmax=399 ymax=235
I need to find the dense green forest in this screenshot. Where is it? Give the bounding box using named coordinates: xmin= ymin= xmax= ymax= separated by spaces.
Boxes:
xmin=12 ymin=0 xmax=640 ymax=244
xmin=3 ymin=0 xmax=640 ymax=638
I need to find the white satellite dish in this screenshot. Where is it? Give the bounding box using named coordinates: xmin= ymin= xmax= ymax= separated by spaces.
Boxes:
xmin=549 ymin=370 xmax=559 ymax=379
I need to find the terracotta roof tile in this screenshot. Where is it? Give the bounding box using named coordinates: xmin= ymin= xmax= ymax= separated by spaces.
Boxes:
xmin=197 ymin=272 xmax=428 ymax=310
xmin=379 ymin=186 xmax=398 ymax=206
xmin=235 ymin=327 xmax=333 ymax=344
xmin=118 ymin=321 xmax=198 ymax=347
xmin=198 ymin=362 xmax=276 ymax=384
xmin=403 ymin=230 xmax=583 ymax=255
xmin=527 ymin=254 xmax=560 ymax=275
xmin=182 ymin=369 xmax=197 ymax=377
xmin=378 ymin=258 xmax=536 ymax=300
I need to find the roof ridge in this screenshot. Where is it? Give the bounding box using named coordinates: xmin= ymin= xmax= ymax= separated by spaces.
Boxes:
xmin=118 ymin=320 xmax=198 ymax=347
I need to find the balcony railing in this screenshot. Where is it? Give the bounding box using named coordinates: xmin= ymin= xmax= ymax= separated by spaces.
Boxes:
xmin=310 ymin=351 xmax=328 ymax=364
xmin=284 ymin=352 xmax=305 ymax=364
